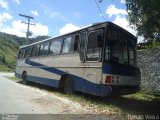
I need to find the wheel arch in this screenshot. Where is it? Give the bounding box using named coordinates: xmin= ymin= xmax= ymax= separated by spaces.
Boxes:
xmin=21 ymin=71 xmax=27 ymax=78
xmin=58 ymin=74 xmax=73 ymax=89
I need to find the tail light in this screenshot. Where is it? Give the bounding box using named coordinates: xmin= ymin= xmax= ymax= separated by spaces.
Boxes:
xmin=105 ymin=76 xmax=112 ymax=83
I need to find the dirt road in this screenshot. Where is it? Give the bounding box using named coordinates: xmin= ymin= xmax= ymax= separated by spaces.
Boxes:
xmin=0 ymin=72 xmax=113 ymax=120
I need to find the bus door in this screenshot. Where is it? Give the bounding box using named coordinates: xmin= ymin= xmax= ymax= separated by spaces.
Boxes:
xmin=80 ymin=30 xmax=103 ymax=92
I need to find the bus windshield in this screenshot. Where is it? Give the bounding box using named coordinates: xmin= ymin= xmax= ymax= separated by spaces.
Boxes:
xmin=105 ymin=28 xmax=137 ymax=67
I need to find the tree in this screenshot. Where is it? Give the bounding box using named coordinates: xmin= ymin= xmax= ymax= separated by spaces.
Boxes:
xmin=126 ymin=0 xmax=160 ymax=41
xmin=2 ymin=55 xmax=6 ymax=64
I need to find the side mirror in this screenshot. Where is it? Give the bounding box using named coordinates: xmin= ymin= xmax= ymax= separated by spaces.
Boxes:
xmin=97 ymin=35 xmax=103 ymax=47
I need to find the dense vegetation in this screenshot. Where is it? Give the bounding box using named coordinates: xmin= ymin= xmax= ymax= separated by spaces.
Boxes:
xmin=0 ymin=33 xmax=19 ymax=71
xmin=137 ymin=40 xmax=160 ymax=49
xmin=0 ymin=32 xmax=49 ymax=71
xmin=126 ymin=0 xmax=160 ymax=42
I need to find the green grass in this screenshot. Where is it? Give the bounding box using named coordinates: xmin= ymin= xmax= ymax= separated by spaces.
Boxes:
xmin=62 ymin=93 xmax=122 ymax=114
xmin=0 ymin=64 xmax=12 ymax=71
xmin=123 ymin=91 xmax=159 ymax=101
xmin=55 ymin=90 xmax=160 ymax=118
xmin=7 ymin=76 xmax=22 ymax=82
xmin=147 ymin=40 xmax=160 ymax=49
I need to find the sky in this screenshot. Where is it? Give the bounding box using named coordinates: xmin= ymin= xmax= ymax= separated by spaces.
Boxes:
xmin=0 ymin=0 xmax=137 ymax=39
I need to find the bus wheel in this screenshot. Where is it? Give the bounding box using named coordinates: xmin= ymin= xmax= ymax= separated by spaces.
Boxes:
xmin=63 ymin=76 xmax=74 ymax=94
xmin=22 ymin=72 xmax=28 ymax=85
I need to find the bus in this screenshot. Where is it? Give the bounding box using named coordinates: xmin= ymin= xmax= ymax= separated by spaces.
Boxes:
xmin=15 ymin=22 xmax=141 ymax=97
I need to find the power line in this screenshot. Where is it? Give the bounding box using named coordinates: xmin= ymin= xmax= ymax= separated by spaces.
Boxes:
xmin=94 ymin=0 xmax=106 ymax=22
xmin=19 ymin=14 xmax=35 ymax=45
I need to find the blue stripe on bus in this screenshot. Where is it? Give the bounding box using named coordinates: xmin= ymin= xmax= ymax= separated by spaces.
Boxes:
xmin=102 ymin=63 xmax=141 ymax=77
xmin=15 ymin=72 xmax=111 ymax=97
xmin=27 ymin=75 xmax=59 ymax=88
xmin=15 ymin=72 xmax=59 ymax=87
xmin=25 ymin=59 xmax=65 ymax=75
xmin=72 ymin=75 xmax=111 ymax=97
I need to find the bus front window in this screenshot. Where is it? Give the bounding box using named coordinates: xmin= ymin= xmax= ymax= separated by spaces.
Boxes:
xmin=128 ymin=38 xmax=137 ymax=66
xmin=105 ymin=29 xmax=123 ymax=64
xmin=105 ymin=28 xmax=137 ymax=67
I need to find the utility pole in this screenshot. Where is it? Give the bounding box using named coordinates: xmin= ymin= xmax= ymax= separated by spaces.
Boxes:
xmin=19 ymin=14 xmax=35 ymax=45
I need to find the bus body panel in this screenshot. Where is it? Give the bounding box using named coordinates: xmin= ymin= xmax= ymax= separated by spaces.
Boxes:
xmin=15 ymin=53 xmax=112 ymax=97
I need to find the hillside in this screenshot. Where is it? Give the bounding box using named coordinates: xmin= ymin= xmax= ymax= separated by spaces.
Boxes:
xmin=0 ymin=32 xmax=49 ymax=71
xmin=0 ymin=34 xmax=19 ymax=71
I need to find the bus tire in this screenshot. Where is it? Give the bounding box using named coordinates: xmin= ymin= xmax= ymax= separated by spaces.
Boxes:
xmin=22 ymin=72 xmax=28 ymax=85
xmin=63 ymin=76 xmax=74 ymax=94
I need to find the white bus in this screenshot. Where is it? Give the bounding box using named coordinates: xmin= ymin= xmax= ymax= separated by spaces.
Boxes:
xmin=15 ymin=22 xmax=141 ymax=97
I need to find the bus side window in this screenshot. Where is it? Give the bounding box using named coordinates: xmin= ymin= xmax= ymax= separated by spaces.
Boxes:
xmin=79 ymin=32 xmax=86 ymax=62
xmin=74 ymin=35 xmax=79 ymax=52
xmin=31 ymin=45 xmax=39 ymax=57
xmin=86 ymin=30 xmax=102 ymax=61
xmin=62 ymin=36 xmax=74 ymax=54
xmin=35 ymin=45 xmax=40 ymax=56
xmin=39 ymin=44 xmax=45 ymax=56
xmin=19 ymin=49 xmax=25 ymax=59
xmin=24 ymin=49 xmax=27 ymax=58
xmin=43 ymin=42 xmax=49 ymax=55
xmin=24 ymin=48 xmax=31 ymax=58
xmin=31 ymin=47 xmax=36 ymax=57
xmin=18 ymin=51 xmax=21 ymax=59
xmin=49 ymin=40 xmax=62 ymax=55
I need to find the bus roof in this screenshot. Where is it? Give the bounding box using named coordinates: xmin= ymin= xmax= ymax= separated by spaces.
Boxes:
xmin=19 ymin=21 xmax=136 ymax=49
xmin=19 ymin=22 xmax=95 ymax=49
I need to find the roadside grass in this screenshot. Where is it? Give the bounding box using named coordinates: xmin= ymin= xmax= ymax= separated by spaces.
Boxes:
xmin=0 ymin=64 xmax=12 ymax=71
xmin=54 ymin=90 xmax=160 ymax=118
xmin=59 ymin=91 xmax=160 ymax=120
xmin=8 ymin=76 xmax=160 ymax=119
xmin=7 ymin=76 xmax=22 ymax=82
xmin=61 ymin=93 xmax=122 ymax=115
